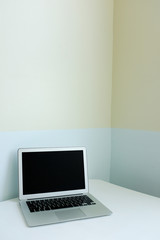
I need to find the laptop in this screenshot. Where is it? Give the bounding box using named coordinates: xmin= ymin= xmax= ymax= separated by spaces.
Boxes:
xmin=18 ymin=147 xmax=112 ymax=227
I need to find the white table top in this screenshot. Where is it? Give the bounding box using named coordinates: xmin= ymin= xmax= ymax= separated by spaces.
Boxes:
xmin=1 ymin=179 xmax=160 ymax=240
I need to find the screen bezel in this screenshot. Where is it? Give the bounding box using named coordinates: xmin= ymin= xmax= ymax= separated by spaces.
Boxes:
xmin=18 ymin=147 xmax=88 ymax=200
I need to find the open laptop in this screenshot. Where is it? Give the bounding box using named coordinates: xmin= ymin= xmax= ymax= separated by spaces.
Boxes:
xmin=18 ymin=147 xmax=112 ymax=227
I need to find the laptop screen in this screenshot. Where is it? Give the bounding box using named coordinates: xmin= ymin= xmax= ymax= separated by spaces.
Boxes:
xmin=22 ymin=150 xmax=85 ymax=195
xmin=18 ymin=147 xmax=88 ymax=200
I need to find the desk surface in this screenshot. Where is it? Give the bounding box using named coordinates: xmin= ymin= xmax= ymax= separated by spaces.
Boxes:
xmin=1 ymin=180 xmax=160 ymax=240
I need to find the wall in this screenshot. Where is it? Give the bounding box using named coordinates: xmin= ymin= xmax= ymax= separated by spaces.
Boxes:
xmin=0 ymin=0 xmax=113 ymax=201
xmin=111 ymin=0 xmax=160 ymax=197
xmin=0 ymin=0 xmax=113 ymax=131
xmin=0 ymin=128 xmax=111 ymax=201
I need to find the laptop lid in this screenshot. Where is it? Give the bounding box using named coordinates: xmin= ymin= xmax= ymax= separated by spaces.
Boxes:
xmin=18 ymin=147 xmax=89 ymax=201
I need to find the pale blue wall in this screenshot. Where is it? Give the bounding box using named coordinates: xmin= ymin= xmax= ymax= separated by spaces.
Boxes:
xmin=1 ymin=127 xmax=160 ymax=201
xmin=0 ymin=128 xmax=111 ymax=201
xmin=110 ymin=128 xmax=160 ymax=197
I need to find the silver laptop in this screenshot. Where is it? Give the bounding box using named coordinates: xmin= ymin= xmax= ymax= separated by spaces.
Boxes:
xmin=18 ymin=147 xmax=112 ymax=227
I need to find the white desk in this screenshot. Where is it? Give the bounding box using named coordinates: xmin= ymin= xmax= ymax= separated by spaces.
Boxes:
xmin=1 ymin=180 xmax=160 ymax=240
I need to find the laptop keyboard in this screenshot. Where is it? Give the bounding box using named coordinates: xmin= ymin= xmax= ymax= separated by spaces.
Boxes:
xmin=27 ymin=195 xmax=96 ymax=213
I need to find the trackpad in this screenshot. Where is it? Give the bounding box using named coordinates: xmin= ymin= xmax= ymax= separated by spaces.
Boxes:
xmin=55 ymin=208 xmax=86 ymax=221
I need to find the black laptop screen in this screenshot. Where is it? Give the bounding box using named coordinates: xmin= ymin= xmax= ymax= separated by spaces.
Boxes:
xmin=22 ymin=150 xmax=85 ymax=195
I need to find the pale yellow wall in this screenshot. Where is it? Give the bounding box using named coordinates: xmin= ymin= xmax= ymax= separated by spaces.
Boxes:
xmin=112 ymin=0 xmax=160 ymax=131
xmin=0 ymin=0 xmax=113 ymax=132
